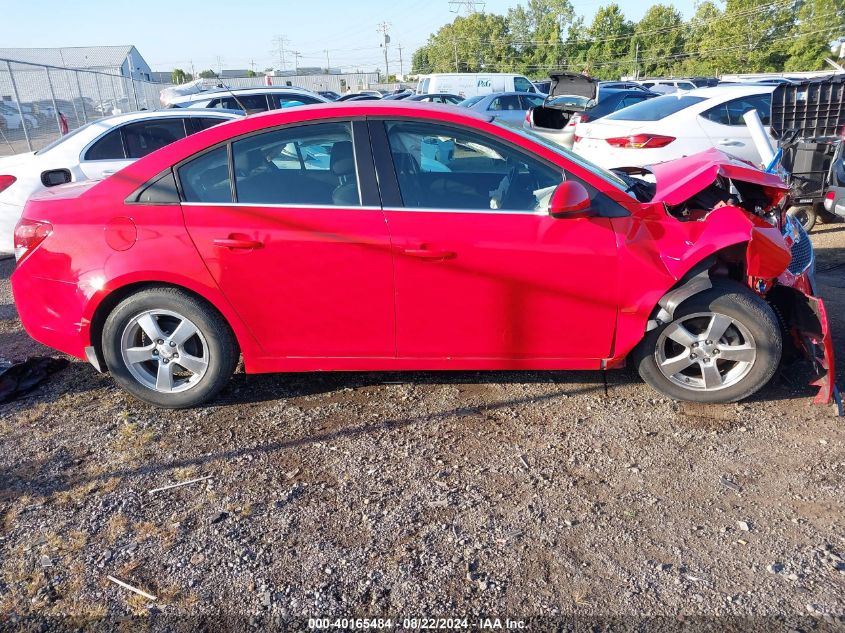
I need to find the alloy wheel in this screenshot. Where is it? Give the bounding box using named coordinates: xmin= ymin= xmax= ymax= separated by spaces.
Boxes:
xmin=654 ymin=311 xmax=757 ymax=392
xmin=119 ymin=309 xmax=209 ymax=393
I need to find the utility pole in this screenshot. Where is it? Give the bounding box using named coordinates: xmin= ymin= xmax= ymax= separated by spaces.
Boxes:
xmin=397 ymin=44 xmax=404 ymax=78
xmin=324 ymin=49 xmax=331 ymax=73
xmin=633 ymin=42 xmax=639 ymax=80
xmin=216 ymin=55 xmax=223 ymax=76
xmin=292 ymin=51 xmax=302 ymax=74
xmin=377 ymin=21 xmax=391 ymax=80
xmin=250 ymin=59 xmax=256 ymax=74
xmin=273 ymin=35 xmax=289 ymax=71
xmin=449 ymin=0 xmax=485 ymax=14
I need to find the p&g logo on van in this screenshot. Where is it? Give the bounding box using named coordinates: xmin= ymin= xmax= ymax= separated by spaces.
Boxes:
xmin=477 ymin=79 xmax=492 ymax=87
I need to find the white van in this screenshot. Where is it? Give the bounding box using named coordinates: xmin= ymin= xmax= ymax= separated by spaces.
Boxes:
xmin=416 ymin=73 xmax=538 ymax=98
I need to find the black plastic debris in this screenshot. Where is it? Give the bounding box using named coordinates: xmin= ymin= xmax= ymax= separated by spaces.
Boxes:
xmin=0 ymin=357 xmax=69 ymax=403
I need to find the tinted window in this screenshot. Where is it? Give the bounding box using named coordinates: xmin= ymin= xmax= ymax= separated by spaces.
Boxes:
xmin=270 ymin=94 xmax=321 ymax=109
xmin=122 ymin=119 xmax=187 ymax=159
xmin=701 ymin=94 xmax=771 ymax=126
xmin=605 ymin=95 xmax=707 ymax=121
xmin=84 ymin=129 xmax=125 ymax=160
xmin=617 ymin=95 xmax=649 ymax=109
xmin=232 ymin=122 xmax=358 ymax=206
xmin=489 ymin=95 xmax=522 ymax=111
xmin=215 ymin=94 xmax=268 ymax=113
xmin=443 ymin=95 xmax=462 ymax=104
xmin=189 ymin=117 xmax=230 ymax=133
xmin=521 ymin=94 xmax=546 ymax=109
xmin=385 ymin=120 xmax=562 ymax=212
xmin=179 ymin=146 xmax=232 ymax=203
xmin=514 ymin=76 xmax=535 ymax=93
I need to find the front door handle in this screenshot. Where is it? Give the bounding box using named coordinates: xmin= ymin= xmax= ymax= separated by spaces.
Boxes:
xmin=213 ymin=236 xmax=263 ymax=250
xmin=402 ymin=246 xmax=455 ymax=261
xmin=717 ymin=139 xmax=743 ymax=146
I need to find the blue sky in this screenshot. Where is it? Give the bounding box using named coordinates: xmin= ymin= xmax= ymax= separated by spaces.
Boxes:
xmin=3 ymin=0 xmax=698 ymax=73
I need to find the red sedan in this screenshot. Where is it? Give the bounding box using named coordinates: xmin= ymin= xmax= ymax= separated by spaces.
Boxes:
xmin=10 ymin=102 xmax=836 ymax=409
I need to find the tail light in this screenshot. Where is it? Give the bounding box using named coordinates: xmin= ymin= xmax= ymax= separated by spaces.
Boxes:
xmin=605 ymin=134 xmax=675 ymax=149
xmin=568 ymin=113 xmax=588 ymax=128
xmin=0 ymin=175 xmax=16 ymax=194
xmin=524 ymin=109 xmax=533 ymax=126
xmin=14 ymin=219 xmax=52 ymax=262
xmin=573 ymin=135 xmax=582 ymax=144
xmin=825 ymin=190 xmax=836 ymax=211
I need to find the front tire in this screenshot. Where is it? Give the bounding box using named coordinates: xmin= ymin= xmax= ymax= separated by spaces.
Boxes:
xmin=102 ymin=287 xmax=238 ymax=408
xmin=634 ymin=282 xmax=781 ymax=403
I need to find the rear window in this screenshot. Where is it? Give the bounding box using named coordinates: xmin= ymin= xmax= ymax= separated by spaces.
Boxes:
xmin=604 ymin=95 xmax=706 ymax=121
xmin=458 ymin=96 xmax=484 ymax=108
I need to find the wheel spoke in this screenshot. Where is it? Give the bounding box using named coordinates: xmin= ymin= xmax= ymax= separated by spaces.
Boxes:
xmin=666 ymin=323 xmax=697 ymax=348
xmin=169 ymin=320 xmax=198 ymax=346
xmin=704 ymin=314 xmax=732 ymax=343
xmin=700 ymin=362 xmax=723 ymax=389
xmin=124 ymin=344 xmax=155 ymax=365
xmin=156 ymin=361 xmax=175 ymax=391
xmin=137 ymin=313 xmax=165 ymax=342
xmin=177 ymin=352 xmax=208 ymax=376
xmin=718 ymin=344 xmax=756 ymax=363
xmin=659 ymin=352 xmax=696 ymax=376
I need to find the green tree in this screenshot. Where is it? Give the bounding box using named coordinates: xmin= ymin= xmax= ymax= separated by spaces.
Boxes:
xmin=171 ymin=68 xmax=193 ymax=84
xmin=198 ymin=69 xmax=217 ymax=79
xmin=680 ymin=1 xmax=723 ymax=76
xmin=245 ymin=69 xmax=257 ymax=77
xmin=785 ymin=0 xmax=845 ymax=70
xmin=412 ymin=12 xmax=516 ymax=73
xmin=632 ymin=5 xmax=685 ymax=77
xmin=584 ymin=4 xmax=634 ymax=79
xmin=698 ymin=0 xmax=796 ymax=73
xmin=507 ymin=0 xmax=575 ymax=76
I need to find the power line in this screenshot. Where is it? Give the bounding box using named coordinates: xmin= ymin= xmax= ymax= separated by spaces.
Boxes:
xmin=449 ymin=0 xmax=485 ymax=15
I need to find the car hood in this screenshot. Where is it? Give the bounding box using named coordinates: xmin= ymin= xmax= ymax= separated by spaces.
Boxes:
xmin=647 ymin=148 xmax=787 ymax=206
xmin=549 ymin=72 xmax=597 ymax=100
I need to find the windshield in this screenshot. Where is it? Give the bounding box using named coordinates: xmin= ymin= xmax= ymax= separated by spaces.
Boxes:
xmin=497 ymin=120 xmax=633 ymax=197
xmin=458 ymin=96 xmax=484 ymax=108
xmin=604 ymin=94 xmax=706 ymax=121
xmin=34 ymin=121 xmax=98 ymax=154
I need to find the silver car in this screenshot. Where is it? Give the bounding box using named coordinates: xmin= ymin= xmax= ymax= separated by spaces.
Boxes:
xmin=458 ymin=92 xmax=547 ymax=125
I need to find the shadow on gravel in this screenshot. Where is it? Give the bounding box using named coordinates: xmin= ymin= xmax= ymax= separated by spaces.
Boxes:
xmin=0 ymin=382 xmax=603 ymax=502
xmin=216 ymin=369 xmax=609 ymax=405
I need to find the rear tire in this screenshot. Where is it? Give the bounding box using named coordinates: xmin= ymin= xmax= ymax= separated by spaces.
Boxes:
xmin=634 ymin=281 xmax=781 ymax=403
xmin=102 ymin=287 xmax=238 ymax=408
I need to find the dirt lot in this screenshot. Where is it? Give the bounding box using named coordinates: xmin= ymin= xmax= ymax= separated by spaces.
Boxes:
xmin=1 ymin=226 xmax=845 ymax=631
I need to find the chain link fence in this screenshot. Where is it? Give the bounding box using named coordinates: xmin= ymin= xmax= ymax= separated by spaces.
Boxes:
xmin=0 ymin=58 xmax=170 ymax=157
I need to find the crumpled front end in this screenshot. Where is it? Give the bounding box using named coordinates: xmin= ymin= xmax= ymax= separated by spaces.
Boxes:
xmin=767 ymin=216 xmax=841 ymax=411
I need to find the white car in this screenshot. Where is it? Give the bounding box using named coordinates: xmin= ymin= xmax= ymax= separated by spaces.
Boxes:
xmin=0 ymin=103 xmax=39 ymax=130
xmin=572 ymin=85 xmax=775 ymax=169
xmin=636 ymin=79 xmax=697 ymax=94
xmin=0 ymin=109 xmax=242 ymax=253
xmin=167 ymin=87 xmax=328 ymax=113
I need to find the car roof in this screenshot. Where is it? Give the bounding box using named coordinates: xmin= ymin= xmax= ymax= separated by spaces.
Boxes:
xmin=171 ymin=87 xmax=323 ymax=102
xmin=88 ymin=109 xmax=243 ymax=126
xmin=682 ymin=84 xmax=776 ymax=98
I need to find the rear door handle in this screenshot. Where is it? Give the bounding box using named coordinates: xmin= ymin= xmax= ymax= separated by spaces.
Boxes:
xmin=213 ymin=236 xmax=263 ymax=250
xmin=402 ymin=247 xmax=455 ymax=261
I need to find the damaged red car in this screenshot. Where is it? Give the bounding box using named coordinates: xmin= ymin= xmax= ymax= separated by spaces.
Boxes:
xmin=10 ymin=102 xmax=837 ymax=409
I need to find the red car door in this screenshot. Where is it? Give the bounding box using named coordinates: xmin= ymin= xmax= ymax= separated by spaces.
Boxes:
xmin=179 ymin=120 xmax=395 ymax=362
xmin=372 ymin=119 xmax=621 ymax=366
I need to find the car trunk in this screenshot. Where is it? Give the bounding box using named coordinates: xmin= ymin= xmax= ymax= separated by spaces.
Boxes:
xmin=529 ymin=73 xmax=597 ymax=131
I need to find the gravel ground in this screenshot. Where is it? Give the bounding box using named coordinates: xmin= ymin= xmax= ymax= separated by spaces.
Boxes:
xmin=1 ymin=226 xmax=845 ymax=631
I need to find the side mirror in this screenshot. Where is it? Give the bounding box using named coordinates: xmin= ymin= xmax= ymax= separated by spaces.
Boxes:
xmin=549 ymin=180 xmax=593 ymax=218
